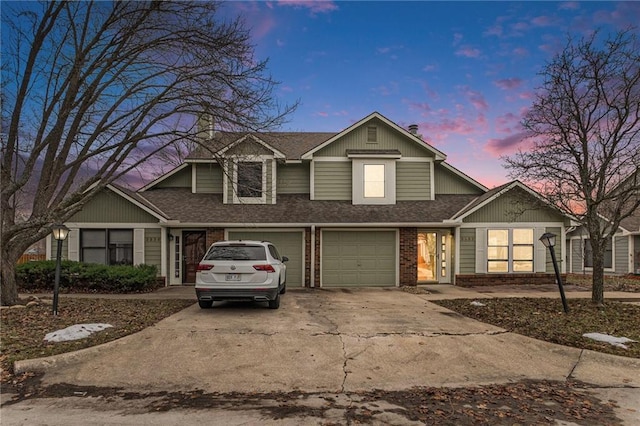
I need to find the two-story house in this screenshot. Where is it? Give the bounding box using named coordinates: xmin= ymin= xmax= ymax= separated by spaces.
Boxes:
xmin=51 ymin=112 xmax=571 ymax=288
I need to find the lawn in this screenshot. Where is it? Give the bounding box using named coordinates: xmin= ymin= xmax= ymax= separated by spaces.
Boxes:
xmin=1 ymin=298 xmax=194 ymax=385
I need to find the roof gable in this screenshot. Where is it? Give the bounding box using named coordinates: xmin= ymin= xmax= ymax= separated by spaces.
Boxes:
xmin=301 ymin=112 xmax=447 ymax=160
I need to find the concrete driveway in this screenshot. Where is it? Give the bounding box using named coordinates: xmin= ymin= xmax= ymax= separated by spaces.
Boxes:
xmin=18 ymin=288 xmax=640 ymax=394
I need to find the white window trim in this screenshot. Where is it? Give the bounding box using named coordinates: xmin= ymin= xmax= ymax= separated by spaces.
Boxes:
xmin=231 ymin=156 xmax=269 ymax=204
xmin=352 ymin=158 xmax=396 ymax=205
xmin=480 ymin=228 xmax=538 ymax=273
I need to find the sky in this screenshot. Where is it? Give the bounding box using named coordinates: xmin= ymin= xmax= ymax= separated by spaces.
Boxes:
xmin=219 ymin=1 xmax=640 ymax=188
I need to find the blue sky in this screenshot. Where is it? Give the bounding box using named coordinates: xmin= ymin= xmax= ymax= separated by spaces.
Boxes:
xmin=222 ymin=1 xmax=640 ymax=187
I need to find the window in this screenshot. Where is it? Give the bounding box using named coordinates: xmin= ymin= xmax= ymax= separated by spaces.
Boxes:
xmin=364 ymin=164 xmax=385 ymax=198
xmin=487 ymin=229 xmax=534 ymax=273
xmin=237 ymin=162 xmax=263 ymax=198
xmin=367 ymin=126 xmax=377 ymax=142
xmin=583 ymin=239 xmax=613 ymax=269
xmin=352 ymin=158 xmax=396 ymax=205
xmin=81 ymin=229 xmax=133 ymax=265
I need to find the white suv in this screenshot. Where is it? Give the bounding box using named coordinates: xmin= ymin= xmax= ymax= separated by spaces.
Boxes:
xmin=195 ymin=240 xmax=288 ymax=309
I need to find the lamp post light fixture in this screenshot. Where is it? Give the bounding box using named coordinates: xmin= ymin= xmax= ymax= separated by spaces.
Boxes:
xmin=51 ymin=223 xmax=70 ymax=316
xmin=539 ymin=232 xmax=569 ymax=313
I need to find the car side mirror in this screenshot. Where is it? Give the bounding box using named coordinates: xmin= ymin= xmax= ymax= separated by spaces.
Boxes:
xmin=282 ymin=256 xmax=289 ymax=262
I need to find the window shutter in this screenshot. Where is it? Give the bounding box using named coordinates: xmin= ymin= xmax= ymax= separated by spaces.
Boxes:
xmin=134 ymin=229 xmax=145 ymax=265
xmin=534 ymin=228 xmax=547 ymax=272
xmin=68 ymin=229 xmax=79 ymax=261
xmin=475 ymin=228 xmax=487 ymax=273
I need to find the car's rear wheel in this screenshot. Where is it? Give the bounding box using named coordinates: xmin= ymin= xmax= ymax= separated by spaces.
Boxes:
xmin=198 ymin=300 xmax=213 ymax=309
xmin=279 ymin=283 xmax=287 ymax=294
xmin=268 ymin=293 xmax=280 ymax=309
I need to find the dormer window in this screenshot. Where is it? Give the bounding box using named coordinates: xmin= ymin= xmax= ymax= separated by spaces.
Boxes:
xmin=232 ymin=159 xmax=267 ymax=204
xmin=348 ymin=150 xmax=400 ymax=205
xmin=237 ymin=162 xmax=263 ymax=198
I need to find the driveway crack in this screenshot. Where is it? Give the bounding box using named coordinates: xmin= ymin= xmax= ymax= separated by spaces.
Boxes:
xmin=567 ymin=349 xmax=583 ymax=380
xmin=339 ymin=333 xmax=348 ymax=393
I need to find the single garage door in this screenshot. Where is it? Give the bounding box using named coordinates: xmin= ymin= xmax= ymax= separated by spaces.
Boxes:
xmin=322 ymin=230 xmax=396 ymax=287
xmin=228 ymin=230 xmax=304 ymax=287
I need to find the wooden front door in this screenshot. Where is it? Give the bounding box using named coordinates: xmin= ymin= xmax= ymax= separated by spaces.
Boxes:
xmin=183 ymin=231 xmax=207 ymax=284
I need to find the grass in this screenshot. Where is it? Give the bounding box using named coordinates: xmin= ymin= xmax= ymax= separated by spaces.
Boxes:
xmin=433 ymin=298 xmax=640 ymax=358
xmin=1 ymin=298 xmax=194 ymax=384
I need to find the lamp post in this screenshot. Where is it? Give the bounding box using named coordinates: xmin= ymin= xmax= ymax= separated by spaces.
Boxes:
xmin=539 ymin=232 xmax=569 ymax=313
xmin=51 ymin=224 xmax=70 ymax=315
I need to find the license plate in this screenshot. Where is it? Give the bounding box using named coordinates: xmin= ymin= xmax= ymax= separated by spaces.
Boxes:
xmin=226 ymin=273 xmax=240 ymax=281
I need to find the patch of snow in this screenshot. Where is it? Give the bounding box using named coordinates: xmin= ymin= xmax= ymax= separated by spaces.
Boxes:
xmin=470 ymin=301 xmax=486 ymax=307
xmin=582 ymin=332 xmax=637 ymax=349
xmin=44 ymin=323 xmax=113 ymax=343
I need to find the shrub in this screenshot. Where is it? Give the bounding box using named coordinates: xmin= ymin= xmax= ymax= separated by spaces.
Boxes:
xmin=16 ymin=261 xmax=160 ymax=293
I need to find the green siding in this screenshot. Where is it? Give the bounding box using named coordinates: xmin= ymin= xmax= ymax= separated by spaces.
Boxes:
xmin=226 ymin=160 xmax=275 ymax=203
xmin=315 ymin=118 xmax=434 ymax=158
xmin=615 ymin=236 xmax=629 ymax=273
xmin=228 ymin=230 xmax=304 ymax=287
xmin=144 ymin=228 xmax=162 ymax=270
xmin=434 ymin=163 xmax=484 ymax=195
xmin=397 ymin=162 xmax=431 ymax=201
xmin=314 ymin=162 xmax=351 ymax=200
xmin=70 ymin=190 xmax=158 ymax=223
xmin=155 ymin=166 xmax=192 ymax=188
xmin=570 ymin=238 xmax=586 ymax=273
xmin=195 ymin=163 xmax=223 ymax=193
xmin=459 ymin=228 xmax=476 ymax=273
xmin=277 ymin=163 xmax=310 ymax=194
xmin=464 ymin=187 xmax=564 ymax=223
xmin=322 ymin=230 xmax=396 ymax=287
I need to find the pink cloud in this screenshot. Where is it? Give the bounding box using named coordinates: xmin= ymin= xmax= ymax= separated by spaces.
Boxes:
xmin=494 ymin=78 xmax=523 ymax=90
xmin=559 ymin=2 xmax=580 ymax=11
xmin=531 ymin=15 xmax=554 ymax=27
xmin=485 ymin=131 xmax=532 ymax=156
xmin=423 ymin=64 xmax=438 ymax=72
xmin=277 ymin=0 xmax=338 ymax=14
xmin=484 ymin=24 xmax=503 ymax=37
xmin=406 ymin=101 xmax=432 ymax=115
xmin=455 ymin=46 xmax=481 ymax=58
xmin=495 ymin=112 xmax=521 ymax=133
xmin=512 ymin=47 xmax=529 ymax=57
xmin=459 ymin=86 xmax=489 ymax=112
xmin=314 ymin=111 xmax=329 ymax=117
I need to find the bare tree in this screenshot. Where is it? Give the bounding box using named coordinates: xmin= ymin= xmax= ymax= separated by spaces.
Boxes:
xmin=0 ymin=1 xmax=296 ymax=306
xmin=504 ymin=29 xmax=640 ymax=305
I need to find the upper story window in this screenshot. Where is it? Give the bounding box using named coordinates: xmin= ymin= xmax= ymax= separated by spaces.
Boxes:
xmin=487 ymin=228 xmax=533 ymax=273
xmin=363 ymin=164 xmax=385 ymax=198
xmin=237 ymin=162 xmax=263 ymax=198
xmin=232 ymin=159 xmax=267 ymax=204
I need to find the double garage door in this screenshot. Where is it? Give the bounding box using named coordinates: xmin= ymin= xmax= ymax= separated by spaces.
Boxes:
xmin=228 ymin=231 xmax=304 ymax=287
xmin=322 ymin=230 xmax=396 ymax=287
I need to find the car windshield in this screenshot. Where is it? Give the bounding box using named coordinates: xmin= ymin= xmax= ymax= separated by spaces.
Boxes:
xmin=204 ymin=245 xmax=267 ymax=261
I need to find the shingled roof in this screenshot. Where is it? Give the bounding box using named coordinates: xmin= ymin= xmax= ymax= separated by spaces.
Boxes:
xmin=185 ymin=132 xmax=337 ymax=161
xmin=138 ymin=189 xmax=478 ymax=225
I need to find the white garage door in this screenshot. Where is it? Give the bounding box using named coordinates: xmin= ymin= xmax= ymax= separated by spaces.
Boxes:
xmin=322 ymin=230 xmax=396 ymax=287
xmin=228 ymin=230 xmax=304 ymax=287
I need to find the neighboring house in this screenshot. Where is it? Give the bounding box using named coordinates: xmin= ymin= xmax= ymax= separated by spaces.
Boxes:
xmin=566 ymin=169 xmax=640 ymax=276
xmin=49 ymin=112 xmax=571 ymax=288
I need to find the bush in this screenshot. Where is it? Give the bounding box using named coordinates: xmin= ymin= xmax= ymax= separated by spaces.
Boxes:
xmin=16 ymin=261 xmax=160 ymax=293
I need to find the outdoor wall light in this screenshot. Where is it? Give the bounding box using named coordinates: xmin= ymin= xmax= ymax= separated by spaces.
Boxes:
xmin=51 ymin=223 xmax=70 ymax=316
xmin=539 ymin=232 xmax=569 ymax=313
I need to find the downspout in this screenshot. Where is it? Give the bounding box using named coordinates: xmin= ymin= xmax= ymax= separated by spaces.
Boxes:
xmin=310 ymin=225 xmax=316 ymax=287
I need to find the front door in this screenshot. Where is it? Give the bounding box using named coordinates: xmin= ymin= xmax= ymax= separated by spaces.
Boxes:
xmin=417 ymin=231 xmax=451 ymax=283
xmin=183 ymin=231 xmax=207 ymax=284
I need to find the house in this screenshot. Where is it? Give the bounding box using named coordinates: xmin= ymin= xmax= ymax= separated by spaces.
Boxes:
xmin=566 ymin=169 xmax=640 ymax=276
xmin=49 ymin=112 xmax=571 ymax=288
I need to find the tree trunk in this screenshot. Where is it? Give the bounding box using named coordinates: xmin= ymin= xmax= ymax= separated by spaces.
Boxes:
xmin=1 ymin=251 xmax=19 ymax=306
xmin=590 ymin=242 xmax=605 ymax=306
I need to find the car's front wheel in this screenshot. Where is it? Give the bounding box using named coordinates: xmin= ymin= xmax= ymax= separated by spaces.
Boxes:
xmin=198 ymin=300 xmax=213 ymax=309
xmin=268 ymin=293 xmax=280 ymax=309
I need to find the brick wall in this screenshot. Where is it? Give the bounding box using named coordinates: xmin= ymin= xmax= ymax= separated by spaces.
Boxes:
xmin=304 ymin=227 xmax=311 ymax=287
xmin=205 ymin=228 xmax=225 ymax=247
xmin=455 ymin=273 xmax=567 ymax=287
xmin=399 ymin=227 xmax=417 ymax=286
xmin=314 ymin=227 xmax=321 ymax=286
